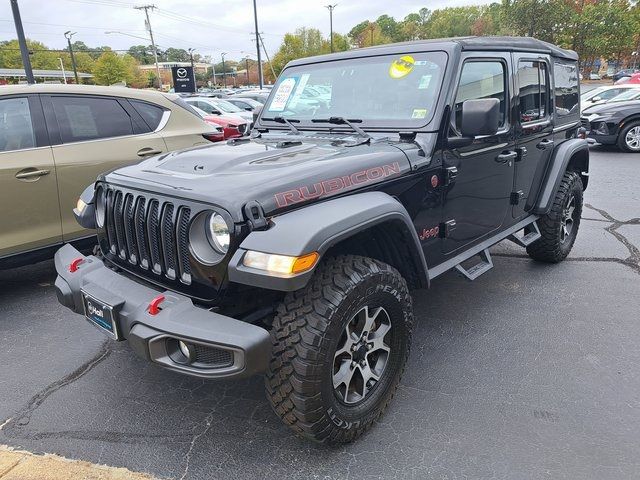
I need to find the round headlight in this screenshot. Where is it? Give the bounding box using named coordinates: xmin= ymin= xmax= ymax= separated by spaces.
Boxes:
xmin=95 ymin=187 xmax=106 ymax=228
xmin=207 ymin=212 xmax=230 ymax=253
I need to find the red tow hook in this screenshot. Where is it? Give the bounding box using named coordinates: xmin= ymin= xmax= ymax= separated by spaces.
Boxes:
xmin=69 ymin=257 xmax=84 ymax=273
xmin=148 ymin=294 xmax=165 ymax=316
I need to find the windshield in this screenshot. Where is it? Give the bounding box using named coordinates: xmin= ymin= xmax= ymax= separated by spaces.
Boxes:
xmin=611 ymin=89 xmax=640 ymax=101
xmin=263 ymin=51 xmax=448 ymax=128
xmin=211 ymin=99 xmax=244 ymax=113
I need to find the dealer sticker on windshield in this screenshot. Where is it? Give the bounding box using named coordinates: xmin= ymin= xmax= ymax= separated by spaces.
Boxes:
xmin=269 ymin=77 xmax=297 ymax=112
xmin=411 ymin=108 xmax=427 ymax=119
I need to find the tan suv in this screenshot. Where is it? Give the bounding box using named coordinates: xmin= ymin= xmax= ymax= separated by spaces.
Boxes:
xmin=0 ymin=84 xmax=217 ymax=268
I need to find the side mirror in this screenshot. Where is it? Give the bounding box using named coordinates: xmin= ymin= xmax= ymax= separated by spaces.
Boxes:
xmin=244 ymin=107 xmax=253 ymax=111
xmin=211 ymin=109 xmax=221 ymax=115
xmin=591 ymin=96 xmax=602 ymax=102
xmin=252 ymin=104 xmax=263 ymax=124
xmin=448 ymin=98 xmax=500 ymax=149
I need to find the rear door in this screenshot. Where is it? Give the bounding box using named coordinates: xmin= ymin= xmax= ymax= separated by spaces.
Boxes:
xmin=441 ymin=52 xmax=515 ymax=255
xmin=512 ymin=55 xmax=554 ymax=219
xmin=0 ymin=95 xmax=61 ymax=257
xmin=42 ymin=94 xmax=167 ymax=242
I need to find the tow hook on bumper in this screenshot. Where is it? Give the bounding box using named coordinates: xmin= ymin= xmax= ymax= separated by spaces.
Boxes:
xmin=53 ymin=244 xmax=271 ymax=380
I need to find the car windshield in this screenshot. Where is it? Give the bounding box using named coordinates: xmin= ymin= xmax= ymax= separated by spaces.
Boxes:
xmin=211 ymin=99 xmax=244 ymax=113
xmin=611 ymin=89 xmax=640 ymax=101
xmin=263 ymin=51 xmax=448 ymax=128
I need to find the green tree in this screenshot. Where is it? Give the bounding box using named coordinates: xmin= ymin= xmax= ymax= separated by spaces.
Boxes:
xmin=0 ymin=39 xmax=59 ymax=70
xmin=92 ymin=51 xmax=127 ymax=85
xmin=271 ymin=27 xmax=330 ymax=74
xmin=165 ymin=47 xmax=190 ymax=62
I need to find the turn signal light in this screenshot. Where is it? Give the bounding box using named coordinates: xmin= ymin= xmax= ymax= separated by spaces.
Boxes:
xmin=242 ymin=251 xmax=319 ymax=275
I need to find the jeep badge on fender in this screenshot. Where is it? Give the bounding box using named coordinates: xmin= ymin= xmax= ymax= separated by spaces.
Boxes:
xmin=54 ymin=37 xmax=588 ymax=445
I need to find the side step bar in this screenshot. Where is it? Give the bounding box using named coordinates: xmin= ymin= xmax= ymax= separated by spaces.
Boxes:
xmin=454 ymin=248 xmax=493 ymax=281
xmin=429 ymin=215 xmax=539 ymax=281
xmin=507 ymin=221 xmax=541 ymax=247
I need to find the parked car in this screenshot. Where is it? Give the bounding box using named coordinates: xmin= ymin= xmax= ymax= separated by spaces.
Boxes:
xmin=615 ymin=72 xmax=640 ymax=85
xmin=184 ymin=97 xmax=253 ymax=123
xmin=589 ymin=72 xmax=601 ymax=80
xmin=579 ymin=84 xmax=640 ymax=113
xmin=582 ymin=99 xmax=640 ymax=151
xmin=191 ymin=106 xmax=249 ymax=139
xmin=0 ymin=84 xmax=216 ymax=269
xmin=224 ymin=97 xmax=263 ymax=112
xmin=55 ymin=37 xmax=588 ymax=444
xmin=232 ymin=91 xmax=270 ymax=104
xmin=612 ymin=68 xmax=639 ymax=83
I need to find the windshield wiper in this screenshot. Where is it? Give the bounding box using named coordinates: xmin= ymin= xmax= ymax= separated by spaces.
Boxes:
xmin=311 ymin=117 xmax=371 ymax=140
xmin=261 ymin=116 xmax=301 ymax=135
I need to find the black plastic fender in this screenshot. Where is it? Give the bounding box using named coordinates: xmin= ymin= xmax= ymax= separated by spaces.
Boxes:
xmin=74 ymin=183 xmax=97 ymax=230
xmin=228 ymin=191 xmax=429 ymax=291
xmin=533 ymin=138 xmax=589 ymax=215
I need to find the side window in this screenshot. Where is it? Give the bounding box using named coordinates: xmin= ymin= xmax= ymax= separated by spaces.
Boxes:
xmin=598 ymin=89 xmax=625 ymax=100
xmin=130 ymin=100 xmax=166 ymax=130
xmin=0 ymin=97 xmax=36 ymax=152
xmin=453 ymin=60 xmax=506 ymax=134
xmin=518 ymin=60 xmax=549 ymax=123
xmin=51 ymin=96 xmax=134 ymax=143
xmin=554 ymin=62 xmax=579 ymax=119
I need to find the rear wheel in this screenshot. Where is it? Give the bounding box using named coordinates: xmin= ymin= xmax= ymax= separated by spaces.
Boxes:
xmin=265 ymin=255 xmax=413 ymax=444
xmin=617 ymin=121 xmax=640 ymax=152
xmin=526 ymin=171 xmax=583 ymax=263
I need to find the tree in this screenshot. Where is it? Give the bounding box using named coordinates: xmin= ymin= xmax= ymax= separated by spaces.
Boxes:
xmin=92 ymin=51 xmax=144 ymax=86
xmin=165 ymin=47 xmax=190 ymax=62
xmin=128 ymin=45 xmax=154 ymax=64
xmin=0 ymin=39 xmax=59 ymax=70
xmin=271 ymin=27 xmax=328 ymax=74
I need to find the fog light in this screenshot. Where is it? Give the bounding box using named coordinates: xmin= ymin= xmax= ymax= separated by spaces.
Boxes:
xmin=593 ymin=121 xmax=609 ymax=135
xmin=178 ymin=340 xmax=192 ymax=359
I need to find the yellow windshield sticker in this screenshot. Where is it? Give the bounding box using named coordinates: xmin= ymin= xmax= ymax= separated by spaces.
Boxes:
xmin=411 ymin=108 xmax=427 ymax=119
xmin=389 ymin=55 xmax=415 ymax=79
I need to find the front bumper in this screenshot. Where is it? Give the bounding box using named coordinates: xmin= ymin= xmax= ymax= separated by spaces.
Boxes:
xmin=54 ymin=244 xmax=271 ymax=379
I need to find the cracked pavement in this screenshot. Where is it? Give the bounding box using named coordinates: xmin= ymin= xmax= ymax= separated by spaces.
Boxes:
xmin=0 ymin=147 xmax=639 ymax=479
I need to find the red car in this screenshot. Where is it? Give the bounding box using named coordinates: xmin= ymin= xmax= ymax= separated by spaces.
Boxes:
xmin=202 ymin=125 xmax=225 ymax=143
xmin=615 ymin=73 xmax=640 ymax=85
xmin=192 ymin=106 xmax=249 ymax=139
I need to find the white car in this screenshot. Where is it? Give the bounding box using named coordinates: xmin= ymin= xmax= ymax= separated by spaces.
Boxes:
xmin=184 ymin=97 xmax=253 ymax=123
xmin=580 ymin=84 xmax=640 ymax=113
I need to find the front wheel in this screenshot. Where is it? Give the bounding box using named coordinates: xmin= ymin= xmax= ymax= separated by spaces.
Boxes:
xmin=265 ymin=255 xmax=413 ymax=444
xmin=617 ymin=121 xmax=640 ymax=152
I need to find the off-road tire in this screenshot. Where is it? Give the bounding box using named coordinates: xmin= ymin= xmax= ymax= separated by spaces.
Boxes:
xmin=616 ymin=120 xmax=640 ymax=152
xmin=265 ymin=255 xmax=413 ymax=444
xmin=526 ymin=171 xmax=583 ymax=263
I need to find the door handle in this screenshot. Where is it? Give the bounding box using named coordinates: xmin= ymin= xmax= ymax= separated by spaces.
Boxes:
xmin=495 ymin=151 xmax=517 ymax=163
xmin=15 ymin=169 xmax=50 ymax=180
xmin=137 ymin=147 xmax=163 ymax=157
xmin=536 ymin=139 xmax=554 ymax=150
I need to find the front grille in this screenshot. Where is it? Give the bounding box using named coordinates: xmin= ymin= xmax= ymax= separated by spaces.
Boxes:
xmin=103 ymin=187 xmax=192 ymax=284
xmin=193 ymin=344 xmax=233 ymax=367
xmin=580 ymin=117 xmax=591 ymax=131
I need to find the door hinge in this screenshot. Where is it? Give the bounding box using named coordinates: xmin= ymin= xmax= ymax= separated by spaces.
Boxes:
xmin=515 ymin=147 xmax=527 ymax=162
xmin=510 ymin=190 xmax=524 ymax=205
xmin=439 ymin=219 xmax=457 ymax=238
xmin=443 ymin=166 xmax=458 ymax=186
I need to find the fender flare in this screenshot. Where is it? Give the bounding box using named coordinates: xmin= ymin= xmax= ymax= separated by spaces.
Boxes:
xmin=228 ymin=191 xmax=429 ymax=292
xmin=533 ymin=138 xmax=589 ymax=215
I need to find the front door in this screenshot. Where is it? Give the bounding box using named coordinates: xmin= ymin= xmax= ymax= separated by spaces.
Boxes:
xmin=0 ymin=95 xmax=61 ymax=258
xmin=512 ymin=54 xmax=555 ymax=218
xmin=441 ymin=53 xmax=515 ymax=255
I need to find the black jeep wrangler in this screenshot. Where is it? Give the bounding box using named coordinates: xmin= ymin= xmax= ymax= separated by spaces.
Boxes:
xmin=55 ymin=37 xmax=588 ymax=444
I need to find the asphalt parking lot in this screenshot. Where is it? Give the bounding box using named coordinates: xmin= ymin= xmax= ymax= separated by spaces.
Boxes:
xmin=0 ymin=147 xmax=638 ymax=479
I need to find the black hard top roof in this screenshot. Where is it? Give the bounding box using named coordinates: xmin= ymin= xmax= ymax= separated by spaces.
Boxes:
xmin=288 ymin=36 xmax=577 ymax=67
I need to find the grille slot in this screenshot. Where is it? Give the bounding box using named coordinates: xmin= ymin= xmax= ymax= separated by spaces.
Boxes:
xmin=580 ymin=117 xmax=590 ymax=131
xmin=103 ymin=187 xmax=192 ymax=285
xmin=193 ymin=344 xmax=233 ymax=367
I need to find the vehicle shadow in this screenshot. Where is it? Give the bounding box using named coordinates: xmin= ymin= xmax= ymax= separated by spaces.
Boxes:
xmin=0 ymin=260 xmax=57 ymax=301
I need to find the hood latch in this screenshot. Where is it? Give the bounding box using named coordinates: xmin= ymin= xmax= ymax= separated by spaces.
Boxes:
xmin=243 ymin=200 xmax=268 ymax=230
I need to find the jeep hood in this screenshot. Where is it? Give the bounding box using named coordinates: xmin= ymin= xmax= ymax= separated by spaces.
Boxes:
xmin=105 ymin=137 xmax=415 ymax=221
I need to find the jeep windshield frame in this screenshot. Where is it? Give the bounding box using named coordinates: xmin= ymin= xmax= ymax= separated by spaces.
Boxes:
xmin=260 ymin=51 xmax=449 ymax=131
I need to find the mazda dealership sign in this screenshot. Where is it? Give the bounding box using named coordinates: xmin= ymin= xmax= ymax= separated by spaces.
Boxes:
xmin=171 ymin=66 xmax=195 ymax=93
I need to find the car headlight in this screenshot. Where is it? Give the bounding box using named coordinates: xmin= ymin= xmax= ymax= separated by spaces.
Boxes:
xmin=95 ymin=186 xmax=106 ymax=228
xmin=207 ymin=212 xmax=230 ymax=253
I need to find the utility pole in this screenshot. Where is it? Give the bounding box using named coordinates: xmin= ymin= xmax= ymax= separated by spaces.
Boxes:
xmin=10 ymin=0 xmax=34 ymax=84
xmin=188 ymin=48 xmax=196 ymax=86
xmin=211 ymin=62 xmax=216 ymax=86
xmin=325 ymin=4 xmax=337 ymax=53
xmin=258 ymin=33 xmax=277 ymax=82
xmin=245 ymin=56 xmax=250 ymax=85
xmin=135 ymin=5 xmax=162 ymax=89
xmin=252 ymin=0 xmax=263 ymax=89
xmin=58 ymin=57 xmax=67 ymax=84
xmin=221 ymin=52 xmax=227 ymax=88
xmin=64 ymin=31 xmax=80 ymax=84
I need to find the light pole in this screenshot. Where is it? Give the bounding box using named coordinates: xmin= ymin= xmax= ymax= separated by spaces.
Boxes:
xmin=58 ymin=57 xmax=67 ymax=84
xmin=64 ymin=31 xmax=79 ymax=84
xmin=252 ymin=0 xmax=263 ymax=89
xmin=221 ymin=52 xmax=227 ymax=88
xmin=10 ymin=0 xmax=34 ymax=84
xmin=325 ymin=4 xmax=337 ymax=53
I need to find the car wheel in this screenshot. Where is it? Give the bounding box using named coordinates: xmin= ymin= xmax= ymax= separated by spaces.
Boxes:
xmin=265 ymin=255 xmax=413 ymax=444
xmin=526 ymin=171 xmax=583 ymax=263
xmin=617 ymin=121 xmax=640 ymax=152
